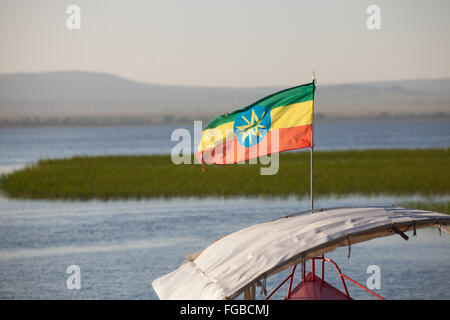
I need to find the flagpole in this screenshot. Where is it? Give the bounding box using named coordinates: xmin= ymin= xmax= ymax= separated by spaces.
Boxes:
xmin=310 ymin=71 xmax=316 ymax=212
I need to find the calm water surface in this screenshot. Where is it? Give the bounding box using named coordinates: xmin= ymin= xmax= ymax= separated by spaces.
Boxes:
xmin=0 ymin=195 xmax=449 ymax=300
xmin=0 ymin=121 xmax=448 ymax=171
xmin=0 ymin=121 xmax=449 ymax=299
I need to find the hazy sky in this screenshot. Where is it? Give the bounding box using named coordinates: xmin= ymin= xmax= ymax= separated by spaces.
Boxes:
xmin=1 ymin=0 xmax=449 ymax=87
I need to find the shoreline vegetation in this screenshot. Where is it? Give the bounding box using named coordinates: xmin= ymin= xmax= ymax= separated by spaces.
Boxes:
xmin=0 ymin=113 xmax=449 ymax=128
xmin=0 ymin=149 xmax=448 ymax=213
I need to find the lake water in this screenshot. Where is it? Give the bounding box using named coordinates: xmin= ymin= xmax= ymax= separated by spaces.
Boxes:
xmin=0 ymin=121 xmax=449 ymax=300
xmin=0 ymin=120 xmax=449 ymax=172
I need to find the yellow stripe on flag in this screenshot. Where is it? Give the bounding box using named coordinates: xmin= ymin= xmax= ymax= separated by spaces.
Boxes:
xmin=198 ymin=100 xmax=313 ymax=152
xmin=198 ymin=122 xmax=234 ymax=151
xmin=270 ymin=100 xmax=313 ymax=129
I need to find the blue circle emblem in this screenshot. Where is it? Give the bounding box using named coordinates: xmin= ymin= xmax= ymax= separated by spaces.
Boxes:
xmin=233 ymin=105 xmax=271 ymax=147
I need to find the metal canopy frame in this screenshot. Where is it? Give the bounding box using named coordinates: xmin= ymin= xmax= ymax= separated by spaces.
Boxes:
xmin=264 ymin=256 xmax=384 ymax=300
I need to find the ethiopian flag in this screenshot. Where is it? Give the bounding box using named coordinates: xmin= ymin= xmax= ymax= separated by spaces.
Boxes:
xmin=196 ymin=82 xmax=315 ymax=164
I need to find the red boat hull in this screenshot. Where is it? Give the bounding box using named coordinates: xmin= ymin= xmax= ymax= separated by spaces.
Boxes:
xmin=285 ymin=272 xmax=352 ymax=300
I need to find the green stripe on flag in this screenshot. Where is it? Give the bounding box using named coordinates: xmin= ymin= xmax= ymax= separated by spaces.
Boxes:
xmin=205 ymin=82 xmax=315 ymax=129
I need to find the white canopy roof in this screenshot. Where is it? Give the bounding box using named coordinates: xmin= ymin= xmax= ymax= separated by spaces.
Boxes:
xmin=152 ymin=206 xmax=450 ymax=300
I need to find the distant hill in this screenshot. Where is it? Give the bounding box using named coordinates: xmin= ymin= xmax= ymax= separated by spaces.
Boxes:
xmin=0 ymin=71 xmax=449 ymax=126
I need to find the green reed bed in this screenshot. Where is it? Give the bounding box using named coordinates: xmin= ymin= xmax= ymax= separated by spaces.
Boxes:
xmin=0 ymin=149 xmax=448 ymax=201
xmin=399 ymin=201 xmax=450 ymax=215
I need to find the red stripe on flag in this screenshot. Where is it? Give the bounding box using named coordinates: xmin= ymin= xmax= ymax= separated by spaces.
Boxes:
xmin=196 ymin=124 xmax=312 ymax=165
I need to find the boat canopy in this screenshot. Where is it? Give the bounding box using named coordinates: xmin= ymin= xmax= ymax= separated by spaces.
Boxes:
xmin=152 ymin=206 xmax=450 ymax=300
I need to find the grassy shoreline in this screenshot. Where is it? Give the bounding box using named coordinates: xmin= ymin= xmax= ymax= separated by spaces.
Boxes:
xmin=398 ymin=201 xmax=449 ymax=215
xmin=0 ymin=149 xmax=448 ymax=204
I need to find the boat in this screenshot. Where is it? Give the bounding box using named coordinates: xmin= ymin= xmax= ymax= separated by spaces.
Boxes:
xmin=152 ymin=206 xmax=449 ymax=300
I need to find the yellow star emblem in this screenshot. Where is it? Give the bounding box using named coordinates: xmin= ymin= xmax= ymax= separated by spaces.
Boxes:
xmin=236 ymin=109 xmax=267 ymax=145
